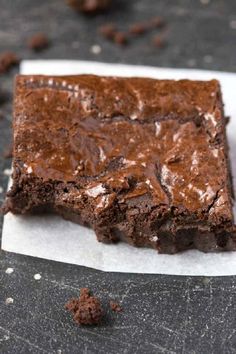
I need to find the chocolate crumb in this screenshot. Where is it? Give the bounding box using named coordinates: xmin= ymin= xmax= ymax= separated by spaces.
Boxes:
xmin=3 ymin=144 xmax=13 ymax=159
xmin=99 ymin=23 xmax=116 ymax=40
xmin=225 ymin=116 xmax=230 ymax=125
xmin=129 ymin=23 xmax=148 ymax=35
xmin=67 ymin=0 xmax=111 ymax=14
xmin=0 ymin=51 xmax=19 ymax=74
xmin=28 ymin=33 xmax=50 ymax=52
xmin=0 ymin=90 xmax=10 ymax=105
xmin=150 ymin=16 xmax=166 ymax=29
xmin=113 ymin=32 xmax=128 ymax=45
xmin=65 ymin=288 xmax=103 ymax=325
xmin=110 ymin=300 xmax=122 ymax=312
xmin=152 ymin=35 xmax=167 ymax=48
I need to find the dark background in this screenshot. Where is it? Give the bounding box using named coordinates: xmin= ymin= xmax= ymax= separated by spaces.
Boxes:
xmin=0 ymin=1 xmax=236 ymax=353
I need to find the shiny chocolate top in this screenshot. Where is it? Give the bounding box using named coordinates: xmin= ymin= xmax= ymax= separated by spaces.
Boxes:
xmin=13 ymin=75 xmax=232 ymax=221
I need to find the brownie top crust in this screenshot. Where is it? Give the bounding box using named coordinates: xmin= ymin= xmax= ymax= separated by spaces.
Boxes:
xmin=13 ymin=75 xmax=233 ymax=224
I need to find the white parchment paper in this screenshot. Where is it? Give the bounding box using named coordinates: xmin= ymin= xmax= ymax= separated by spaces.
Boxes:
xmin=2 ymin=60 xmax=236 ymax=276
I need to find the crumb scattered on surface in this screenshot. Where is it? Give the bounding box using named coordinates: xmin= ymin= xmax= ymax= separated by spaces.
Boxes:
xmin=110 ymin=300 xmax=122 ymax=312
xmin=34 ymin=273 xmax=42 ymax=280
xmin=129 ymin=22 xmax=147 ymax=35
xmin=113 ymin=32 xmax=128 ymax=45
xmin=152 ymin=34 xmax=167 ymax=48
xmin=5 ymin=268 xmax=14 ymax=274
xmin=65 ymin=288 xmax=103 ymax=325
xmin=187 ymin=58 xmax=196 ymax=67
xmin=150 ymin=16 xmax=166 ymax=29
xmin=229 ymin=20 xmax=236 ymax=30
xmin=203 ymin=55 xmax=213 ymax=63
xmin=28 ymin=33 xmax=50 ymax=51
xmin=3 ymin=144 xmax=13 ymax=159
xmin=0 ymin=51 xmax=19 ymax=74
xmin=67 ymin=0 xmax=111 ymax=14
xmin=5 ymin=297 xmax=14 ymax=305
xmin=3 ymin=168 xmax=12 ymax=176
xmin=0 ymin=90 xmax=10 ymax=105
xmin=90 ymin=44 xmax=102 ymax=54
xmin=99 ymin=23 xmax=116 ymax=40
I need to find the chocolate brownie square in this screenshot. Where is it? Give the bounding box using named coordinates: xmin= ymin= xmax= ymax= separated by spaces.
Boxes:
xmin=4 ymin=75 xmax=236 ymax=253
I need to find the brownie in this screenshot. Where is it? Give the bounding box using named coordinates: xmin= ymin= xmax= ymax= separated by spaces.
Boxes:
xmin=3 ymin=74 xmax=236 ymax=253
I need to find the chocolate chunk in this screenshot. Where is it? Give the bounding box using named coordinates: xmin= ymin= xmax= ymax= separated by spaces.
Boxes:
xmin=65 ymin=288 xmax=103 ymax=325
xmin=67 ymin=0 xmax=111 ymax=14
xmin=0 ymin=51 xmax=19 ymax=74
xmin=110 ymin=300 xmax=122 ymax=312
xmin=28 ymin=33 xmax=50 ymax=52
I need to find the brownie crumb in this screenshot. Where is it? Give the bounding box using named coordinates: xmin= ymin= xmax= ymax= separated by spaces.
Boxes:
xmin=113 ymin=32 xmax=128 ymax=45
xmin=67 ymin=0 xmax=111 ymax=14
xmin=0 ymin=90 xmax=10 ymax=105
xmin=129 ymin=23 xmax=148 ymax=36
xmin=99 ymin=23 xmax=116 ymax=40
xmin=150 ymin=16 xmax=166 ymax=29
xmin=152 ymin=35 xmax=167 ymax=48
xmin=28 ymin=33 xmax=50 ymax=52
xmin=3 ymin=144 xmax=13 ymax=159
xmin=0 ymin=51 xmax=19 ymax=74
xmin=65 ymin=288 xmax=103 ymax=325
xmin=110 ymin=300 xmax=122 ymax=312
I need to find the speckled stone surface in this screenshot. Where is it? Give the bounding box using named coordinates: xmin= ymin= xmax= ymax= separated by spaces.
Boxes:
xmin=0 ymin=0 xmax=236 ymax=353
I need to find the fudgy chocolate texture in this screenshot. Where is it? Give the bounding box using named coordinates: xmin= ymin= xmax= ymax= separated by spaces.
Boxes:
xmin=4 ymin=74 xmax=236 ymax=253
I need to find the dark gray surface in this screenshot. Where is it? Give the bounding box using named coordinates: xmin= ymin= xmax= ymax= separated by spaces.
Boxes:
xmin=0 ymin=0 xmax=236 ymax=353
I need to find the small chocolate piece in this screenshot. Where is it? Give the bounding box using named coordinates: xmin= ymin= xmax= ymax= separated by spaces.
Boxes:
xmin=65 ymin=288 xmax=103 ymax=325
xmin=28 ymin=33 xmax=49 ymax=52
xmin=129 ymin=23 xmax=148 ymax=35
xmin=99 ymin=23 xmax=116 ymax=40
xmin=0 ymin=51 xmax=19 ymax=74
xmin=110 ymin=300 xmax=122 ymax=312
xmin=152 ymin=35 xmax=167 ymax=48
xmin=113 ymin=32 xmax=128 ymax=45
xmin=67 ymin=0 xmax=111 ymax=14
